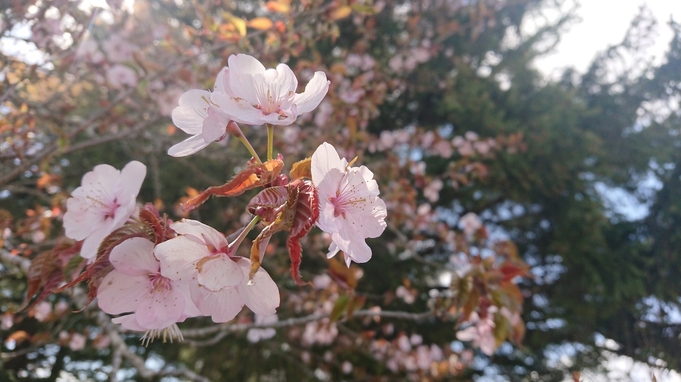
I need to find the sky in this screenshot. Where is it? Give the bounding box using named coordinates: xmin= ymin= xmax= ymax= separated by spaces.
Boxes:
xmin=533 ymin=0 xmax=681 ymax=77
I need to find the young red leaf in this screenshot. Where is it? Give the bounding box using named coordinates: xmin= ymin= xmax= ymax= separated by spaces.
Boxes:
xmin=183 ymin=157 xmax=284 ymax=211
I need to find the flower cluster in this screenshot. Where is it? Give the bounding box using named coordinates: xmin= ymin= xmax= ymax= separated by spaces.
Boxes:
xmin=59 ymin=54 xmax=387 ymax=342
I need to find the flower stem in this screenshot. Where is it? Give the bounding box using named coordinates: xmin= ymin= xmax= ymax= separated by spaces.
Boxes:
xmin=238 ymin=135 xmax=262 ymax=164
xmin=228 ymin=121 xmax=262 ymax=164
xmin=229 ymin=215 xmax=260 ymax=253
xmin=266 ymin=123 xmax=274 ymax=161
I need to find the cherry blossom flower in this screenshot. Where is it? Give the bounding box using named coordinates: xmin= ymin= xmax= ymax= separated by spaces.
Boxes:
xmin=168 ymin=89 xmax=232 ymax=157
xmin=63 ymin=161 xmax=146 ymax=259
xmin=154 ymin=219 xmax=280 ymax=323
xmin=97 ymin=237 xmax=198 ymax=332
xmin=211 ymin=54 xmax=330 ymax=126
xmin=459 ymin=212 xmax=482 ymax=236
xmin=456 ymin=312 xmax=497 ymax=355
xmin=106 ymin=64 xmax=138 ymax=89
xmin=311 ymin=142 xmax=387 ymax=266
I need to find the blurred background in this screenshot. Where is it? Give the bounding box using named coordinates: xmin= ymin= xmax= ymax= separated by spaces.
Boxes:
xmin=1 ymin=0 xmax=681 ymax=381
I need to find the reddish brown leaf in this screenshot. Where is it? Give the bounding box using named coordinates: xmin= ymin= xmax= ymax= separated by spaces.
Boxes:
xmin=289 ymin=157 xmax=312 ymax=180
xmin=286 ymin=179 xmax=319 ymax=285
xmin=183 ymin=157 xmax=284 ymax=211
xmin=247 ymin=186 xmax=289 ymax=223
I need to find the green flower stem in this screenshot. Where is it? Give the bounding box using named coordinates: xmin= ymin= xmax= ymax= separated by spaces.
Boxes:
xmin=237 ymin=135 xmax=262 ymax=164
xmin=266 ymin=123 xmax=274 ymax=161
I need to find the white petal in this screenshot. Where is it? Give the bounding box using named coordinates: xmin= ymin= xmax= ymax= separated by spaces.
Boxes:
xmin=274 ymin=63 xmax=298 ymax=99
xmin=196 ymin=255 xmax=243 ymax=292
xmin=201 ymin=107 xmax=230 ymax=143
xmin=118 ymin=160 xmax=146 ymax=200
xmin=235 ymin=258 xmax=280 ymax=316
xmin=109 ymin=237 xmax=157 ymax=276
xmin=178 ymin=89 xmax=212 ymax=110
xmin=211 ymin=91 xmax=264 ymax=126
xmin=172 ymin=105 xmax=205 ymax=135
xmin=293 ymin=71 xmax=330 ymax=114
xmin=311 ymin=142 xmax=345 ymax=186
xmin=168 ymin=134 xmax=211 ymax=157
xmin=169 ymin=219 xmax=228 ymax=249
xmin=97 ymin=271 xmax=148 ymax=314
xmin=227 ymin=54 xmax=264 ymax=106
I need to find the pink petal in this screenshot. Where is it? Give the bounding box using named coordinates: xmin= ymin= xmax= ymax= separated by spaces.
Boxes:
xmin=235 ymin=258 xmax=280 ymax=316
xmin=80 ymin=222 xmax=114 ymax=259
xmin=168 ymin=134 xmax=211 ymax=157
xmin=155 ymin=236 xmax=207 ymax=283
xmin=109 ymin=237 xmax=158 ymax=276
xmin=135 ymin=287 xmax=186 ymax=329
xmin=293 ymin=71 xmax=330 ymax=114
xmin=193 ymin=285 xmax=244 ymax=323
xmin=345 ymin=196 xmax=387 ymax=239
xmin=178 ymin=89 xmax=212 ymax=111
xmin=112 ymin=314 xmax=145 ymax=331
xmin=63 ymin=197 xmax=104 ymax=241
xmin=196 ymin=255 xmax=243 ymax=292
xmin=97 ymin=271 xmax=148 ymax=315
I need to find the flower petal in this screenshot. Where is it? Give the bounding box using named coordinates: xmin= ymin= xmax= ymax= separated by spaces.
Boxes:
xmin=193 ymin=285 xmax=244 ymax=323
xmin=235 ymin=258 xmax=280 ymax=316
xmin=112 ymin=314 xmax=145 ymax=331
xmin=196 ymin=255 xmax=243 ymax=292
xmin=211 ymin=91 xmax=264 ymax=126
xmin=135 ymin=287 xmax=186 ymax=329
xmin=201 ymin=107 xmax=230 ymax=143
xmin=311 ymin=142 xmax=346 ymax=186
xmin=155 ymin=236 xmax=207 ymax=283
xmin=169 ymin=219 xmax=228 ymax=249
xmin=293 ymin=71 xmax=330 ymax=114
xmin=168 ymin=134 xmax=211 ymax=157
xmin=109 ymin=237 xmax=158 ymax=276
xmin=80 ymin=222 xmax=114 ymax=259
xmin=97 ymin=271 xmax=148 ymax=315
xmin=227 ymin=54 xmax=265 ymax=106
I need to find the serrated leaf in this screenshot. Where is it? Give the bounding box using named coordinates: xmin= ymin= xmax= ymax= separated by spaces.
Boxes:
xmin=184 ymin=157 xmax=284 ymax=211
xmin=329 ymin=294 xmax=350 ymax=322
xmin=247 ymin=186 xmax=289 ymax=223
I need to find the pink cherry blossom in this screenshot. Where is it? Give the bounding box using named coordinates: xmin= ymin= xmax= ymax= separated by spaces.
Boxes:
xmin=168 ymin=89 xmax=232 ymax=157
xmin=456 ymin=312 xmax=497 ymax=355
xmin=63 ymin=161 xmax=146 ymax=259
xmin=459 ymin=212 xmax=482 ymax=236
xmin=106 ymin=64 xmax=138 ymax=89
xmin=311 ymin=142 xmax=387 ymax=266
xmin=210 ymin=54 xmax=330 ymax=126
xmin=154 ymin=219 xmax=280 ymax=323
xmin=97 ymin=237 xmax=198 ymax=331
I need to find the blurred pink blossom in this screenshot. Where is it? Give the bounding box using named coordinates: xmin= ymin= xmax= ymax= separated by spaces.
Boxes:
xmin=103 ymin=34 xmax=135 ymax=63
xmin=459 ymin=212 xmax=482 ymax=236
xmin=106 ymin=64 xmax=138 ymax=88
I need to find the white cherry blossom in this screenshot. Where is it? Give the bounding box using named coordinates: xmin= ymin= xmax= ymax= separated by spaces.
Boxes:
xmin=168 ymin=89 xmax=232 ymax=157
xmin=63 ymin=161 xmax=146 ymax=259
xmin=311 ymin=142 xmax=387 ymax=266
xmin=211 ymin=54 xmax=330 ymax=126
